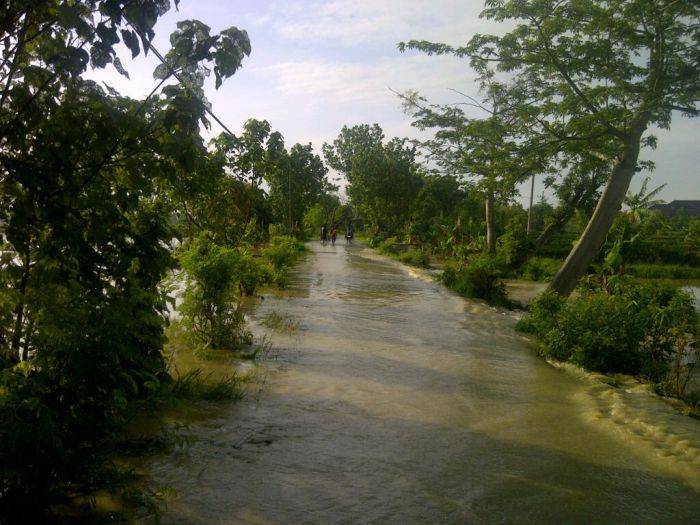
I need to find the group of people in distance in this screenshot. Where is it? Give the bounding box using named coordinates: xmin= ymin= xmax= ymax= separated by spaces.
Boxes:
xmin=320 ymin=223 xmax=353 ymax=246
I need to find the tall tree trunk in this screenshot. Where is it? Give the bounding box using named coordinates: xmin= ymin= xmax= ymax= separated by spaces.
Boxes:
xmin=527 ymin=173 xmax=535 ymax=235
xmin=485 ymin=193 xmax=495 ymax=253
xmin=548 ymin=128 xmax=644 ymax=296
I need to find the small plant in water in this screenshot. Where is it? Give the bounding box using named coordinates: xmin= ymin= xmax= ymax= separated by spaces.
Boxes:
xmin=169 ymin=368 xmax=244 ymax=401
xmin=261 ymin=311 xmax=300 ymax=333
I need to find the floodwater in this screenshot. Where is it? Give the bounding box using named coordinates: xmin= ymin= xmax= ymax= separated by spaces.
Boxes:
xmin=142 ymin=243 xmax=700 ymax=524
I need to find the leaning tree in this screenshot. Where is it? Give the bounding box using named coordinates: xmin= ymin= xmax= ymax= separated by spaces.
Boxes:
xmin=402 ymin=0 xmax=699 ymax=295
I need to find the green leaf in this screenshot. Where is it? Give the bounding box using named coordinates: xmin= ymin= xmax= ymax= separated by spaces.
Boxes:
xmin=121 ymin=29 xmax=140 ymax=58
xmin=112 ymin=57 xmax=129 ymax=78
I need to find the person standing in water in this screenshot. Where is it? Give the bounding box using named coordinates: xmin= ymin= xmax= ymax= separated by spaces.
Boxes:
xmin=345 ymin=223 xmax=354 ymax=244
xmin=321 ymin=223 xmax=328 ymax=245
xmin=330 ymin=225 xmax=337 ymax=246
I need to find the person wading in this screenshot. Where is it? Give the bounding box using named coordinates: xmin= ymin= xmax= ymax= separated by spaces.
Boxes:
xmin=321 ymin=223 xmax=328 ymax=245
xmin=345 ymin=223 xmax=354 ymax=244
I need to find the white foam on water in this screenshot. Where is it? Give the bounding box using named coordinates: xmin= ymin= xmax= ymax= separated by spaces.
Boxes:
xmin=551 ymin=361 xmax=700 ymax=490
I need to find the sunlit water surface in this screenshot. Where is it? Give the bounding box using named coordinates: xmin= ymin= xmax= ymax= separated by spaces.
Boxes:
xmin=140 ymin=243 xmax=700 ymax=524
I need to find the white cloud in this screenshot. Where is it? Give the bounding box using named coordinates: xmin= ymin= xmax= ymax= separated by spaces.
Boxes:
xmin=253 ymin=54 xmax=478 ymax=109
xmin=265 ymin=0 xmax=498 ymax=46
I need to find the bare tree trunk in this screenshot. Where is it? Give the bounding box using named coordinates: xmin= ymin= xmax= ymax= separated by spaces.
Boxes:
xmin=485 ymin=193 xmax=495 ymax=253
xmin=548 ymin=128 xmax=644 ymax=296
xmin=527 ymin=173 xmax=535 ymax=235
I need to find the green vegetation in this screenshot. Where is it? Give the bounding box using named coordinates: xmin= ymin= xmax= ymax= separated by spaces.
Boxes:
xmin=323 ymin=124 xmax=422 ymax=236
xmin=0 ymin=3 xmax=322 ymax=518
xmin=376 ymin=237 xmax=431 ymax=268
xmin=626 ymin=264 xmax=700 ymax=282
xmin=261 ymin=235 xmax=308 ymax=286
xmin=168 ymin=368 xmax=243 ymax=402
xmin=400 ymin=0 xmax=698 ymax=296
xmin=515 ymin=257 xmax=562 ymax=282
xmin=518 ymin=280 xmax=699 ymax=400
xmin=0 ymin=0 xmax=698 ymax=518
xmin=440 ymin=255 xmax=512 ymax=308
xmin=261 ymin=312 xmax=300 ymax=334
xmin=178 ymin=234 xmax=270 ymax=351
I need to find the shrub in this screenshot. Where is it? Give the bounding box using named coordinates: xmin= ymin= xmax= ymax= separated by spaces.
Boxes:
xmin=178 ymin=234 xmax=271 ymax=351
xmin=377 ymin=236 xmax=399 ymax=255
xmin=518 ymin=281 xmax=699 ymax=397
xmin=261 ymin=235 xmax=306 ymax=270
xmin=515 ymin=289 xmax=565 ymax=334
xmin=268 ymin=223 xmax=288 ymax=239
xmin=440 ymin=254 xmax=512 ymax=307
xmin=517 ymin=257 xmax=562 ymax=282
xmin=169 ymin=368 xmax=243 ymax=401
xmin=397 ymin=249 xmax=431 ymax=268
xmin=626 ymin=263 xmax=700 ymax=281
xmin=377 ymin=237 xmax=430 ymax=268
xmin=260 ymin=235 xmax=306 ymax=287
xmin=497 ymin=219 xmax=532 ymax=268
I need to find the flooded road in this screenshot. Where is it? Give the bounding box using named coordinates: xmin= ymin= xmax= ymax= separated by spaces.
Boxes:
xmin=146 ymin=243 xmax=700 ymax=524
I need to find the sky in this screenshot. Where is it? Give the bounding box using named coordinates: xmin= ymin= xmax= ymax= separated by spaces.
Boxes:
xmin=88 ymin=0 xmax=699 ymax=206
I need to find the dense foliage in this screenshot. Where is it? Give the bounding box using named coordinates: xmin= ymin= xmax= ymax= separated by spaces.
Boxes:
xmin=178 ymin=234 xmax=270 ymax=351
xmin=518 ymin=280 xmax=699 ymax=399
xmin=401 ymin=0 xmax=699 ymax=295
xmin=0 ymin=1 xmax=322 ymax=519
xmin=0 ymin=0 xmax=697 ymax=517
xmin=440 ymin=254 xmax=511 ymax=307
xmin=323 ymin=124 xmax=423 ymax=236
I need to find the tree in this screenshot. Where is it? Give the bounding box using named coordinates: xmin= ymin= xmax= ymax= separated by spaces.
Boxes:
xmin=397 ymin=82 xmax=542 ymax=253
xmin=447 ymin=0 xmax=698 ymax=295
xmin=407 ymin=174 xmax=465 ymax=246
xmin=0 ymin=1 xmax=251 ymax=513
xmin=533 ymin=161 xmax=609 ymax=250
xmin=267 ymin=143 xmax=328 ymax=234
xmin=623 ymin=176 xmax=667 ymax=224
xmin=210 ymin=119 xmax=286 ymax=188
xmin=323 ymin=124 xmax=423 ymax=236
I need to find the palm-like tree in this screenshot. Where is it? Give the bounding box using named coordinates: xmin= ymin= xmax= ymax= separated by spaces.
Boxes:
xmin=623 ymin=177 xmax=667 ymax=224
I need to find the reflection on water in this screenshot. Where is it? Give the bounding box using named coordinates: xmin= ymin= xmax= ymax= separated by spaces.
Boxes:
xmin=141 ymin=243 xmax=700 ymax=524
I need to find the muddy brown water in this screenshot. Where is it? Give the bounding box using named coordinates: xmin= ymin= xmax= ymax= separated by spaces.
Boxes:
xmin=140 ymin=243 xmax=700 ymax=524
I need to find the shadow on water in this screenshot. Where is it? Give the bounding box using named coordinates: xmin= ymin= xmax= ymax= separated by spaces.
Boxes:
xmin=135 ymin=242 xmax=700 ymax=524
xmin=143 ymin=395 xmax=699 ymax=525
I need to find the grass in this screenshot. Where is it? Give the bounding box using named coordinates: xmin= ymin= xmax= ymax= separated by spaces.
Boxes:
xmin=515 ymin=257 xmax=562 ymax=282
xmin=168 ymin=368 xmax=244 ymax=401
xmin=509 ymin=258 xmax=700 ymax=285
xmin=261 ymin=311 xmax=300 ymax=333
xmin=396 ymin=249 xmax=431 ymax=268
xmin=626 ymin=263 xmax=700 ymax=281
xmin=376 ymin=237 xmax=431 ymax=268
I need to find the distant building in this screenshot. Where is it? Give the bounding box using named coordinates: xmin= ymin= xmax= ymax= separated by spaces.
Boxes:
xmin=650 ymin=200 xmax=700 ymax=218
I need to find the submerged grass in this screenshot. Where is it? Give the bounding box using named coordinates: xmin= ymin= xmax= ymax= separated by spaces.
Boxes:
xmin=261 ymin=311 xmax=300 ymax=333
xmin=169 ymin=368 xmax=244 ymax=401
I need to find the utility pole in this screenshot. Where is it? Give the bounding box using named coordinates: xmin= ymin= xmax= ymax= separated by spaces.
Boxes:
xmin=527 ymin=173 xmax=535 ymax=235
xmin=288 ymin=169 xmax=292 ymax=234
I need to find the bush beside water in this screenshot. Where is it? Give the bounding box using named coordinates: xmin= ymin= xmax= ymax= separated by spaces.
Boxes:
xmin=377 ymin=237 xmax=431 ymax=268
xmin=517 ymin=280 xmax=699 ymax=399
xmin=178 ymin=235 xmax=270 ymax=352
xmin=177 ymin=234 xmax=306 ymax=352
xmin=261 ymin=235 xmax=307 ymax=286
xmin=440 ymin=254 xmax=513 ymax=308
xmin=516 ymin=257 xmax=562 ymax=282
